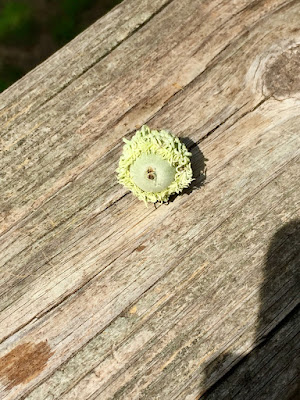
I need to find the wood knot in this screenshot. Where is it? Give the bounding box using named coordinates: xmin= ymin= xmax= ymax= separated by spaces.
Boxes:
xmin=264 ymin=44 xmax=300 ymax=99
xmin=0 ymin=341 xmax=53 ymax=390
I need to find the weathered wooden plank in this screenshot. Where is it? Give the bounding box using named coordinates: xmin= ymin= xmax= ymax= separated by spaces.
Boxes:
xmin=1 ymin=105 xmax=299 ymax=399
xmin=1 ymin=0 xmax=298 ymax=339
xmin=0 ymin=0 xmax=175 ymax=232
xmin=43 ymin=166 xmax=299 ymax=400
xmin=201 ymin=307 xmax=299 ymax=400
xmin=0 ymin=0 xmax=173 ymax=117
xmin=0 ymin=0 xmax=299 ymax=399
xmin=0 ymin=0 xmax=292 ymax=233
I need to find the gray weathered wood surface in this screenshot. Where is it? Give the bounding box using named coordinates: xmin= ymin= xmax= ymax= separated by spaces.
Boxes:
xmin=0 ymin=0 xmax=299 ymax=399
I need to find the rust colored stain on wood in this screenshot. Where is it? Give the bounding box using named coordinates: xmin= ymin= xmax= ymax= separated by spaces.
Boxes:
xmin=0 ymin=341 xmax=53 ymax=390
xmin=136 ymin=245 xmax=146 ymax=252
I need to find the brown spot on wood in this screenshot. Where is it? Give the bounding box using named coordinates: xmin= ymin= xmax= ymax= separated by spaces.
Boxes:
xmin=172 ymin=82 xmax=183 ymax=90
xmin=264 ymin=45 xmax=300 ymax=98
xmin=136 ymin=245 xmax=146 ymax=252
xmin=0 ymin=341 xmax=53 ymax=390
xmin=129 ymin=305 xmax=137 ymax=314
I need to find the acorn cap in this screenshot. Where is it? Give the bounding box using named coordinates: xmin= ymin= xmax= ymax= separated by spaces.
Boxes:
xmin=116 ymin=125 xmax=194 ymax=205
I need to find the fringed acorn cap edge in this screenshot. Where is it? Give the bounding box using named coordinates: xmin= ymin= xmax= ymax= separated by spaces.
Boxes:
xmin=116 ymin=125 xmax=194 ymax=205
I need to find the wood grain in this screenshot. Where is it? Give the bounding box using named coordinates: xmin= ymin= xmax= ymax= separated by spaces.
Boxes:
xmin=0 ymin=0 xmax=299 ymax=399
xmin=201 ymin=307 xmax=300 ymax=400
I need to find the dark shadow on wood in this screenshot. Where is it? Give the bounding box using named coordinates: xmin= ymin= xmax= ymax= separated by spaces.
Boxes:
xmin=167 ymin=137 xmax=207 ymax=204
xmin=200 ymin=220 xmax=300 ymax=400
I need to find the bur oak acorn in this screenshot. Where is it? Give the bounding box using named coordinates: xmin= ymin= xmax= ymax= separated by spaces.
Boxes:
xmin=116 ymin=125 xmax=194 ymax=205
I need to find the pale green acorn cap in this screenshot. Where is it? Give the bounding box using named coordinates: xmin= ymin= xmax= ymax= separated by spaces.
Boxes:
xmin=116 ymin=125 xmax=194 ymax=205
xmin=130 ymin=153 xmax=176 ymax=193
